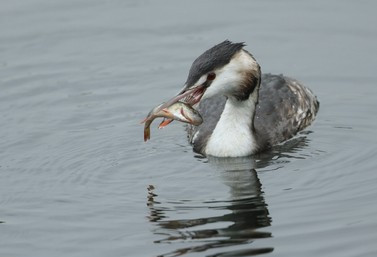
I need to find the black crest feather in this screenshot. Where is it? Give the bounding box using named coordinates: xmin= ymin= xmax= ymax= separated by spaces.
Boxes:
xmin=185 ymin=40 xmax=245 ymax=87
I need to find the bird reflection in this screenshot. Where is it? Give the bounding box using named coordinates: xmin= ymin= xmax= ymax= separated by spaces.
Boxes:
xmin=147 ymin=157 xmax=274 ymax=257
xmin=147 ymin=132 xmax=314 ymax=256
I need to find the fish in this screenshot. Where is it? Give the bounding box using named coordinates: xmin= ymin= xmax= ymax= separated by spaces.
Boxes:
xmin=141 ymin=101 xmax=202 ymax=142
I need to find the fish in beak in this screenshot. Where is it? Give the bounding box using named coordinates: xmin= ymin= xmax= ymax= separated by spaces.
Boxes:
xmin=141 ymin=101 xmax=203 ymax=141
xmin=159 ymin=84 xmax=207 ymax=111
xmin=155 ymin=84 xmax=207 ymax=128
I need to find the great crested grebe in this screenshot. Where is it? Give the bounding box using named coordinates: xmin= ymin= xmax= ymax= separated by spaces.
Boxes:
xmin=157 ymin=40 xmax=319 ymax=157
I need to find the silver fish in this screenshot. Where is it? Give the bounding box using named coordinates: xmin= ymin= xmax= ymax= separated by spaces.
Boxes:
xmin=141 ymin=101 xmax=202 ymax=141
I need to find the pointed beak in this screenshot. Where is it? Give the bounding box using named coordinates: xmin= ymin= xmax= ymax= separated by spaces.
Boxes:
xmin=156 ymin=84 xmax=207 ymax=113
xmin=182 ymin=85 xmax=207 ymax=106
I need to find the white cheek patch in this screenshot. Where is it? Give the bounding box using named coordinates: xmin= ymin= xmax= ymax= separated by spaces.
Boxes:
xmin=210 ymin=65 xmax=241 ymax=95
xmin=202 ymin=71 xmax=228 ymax=99
xmin=202 ymin=50 xmax=259 ymax=99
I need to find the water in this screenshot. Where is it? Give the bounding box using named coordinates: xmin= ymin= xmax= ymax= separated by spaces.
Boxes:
xmin=1 ymin=0 xmax=377 ymax=256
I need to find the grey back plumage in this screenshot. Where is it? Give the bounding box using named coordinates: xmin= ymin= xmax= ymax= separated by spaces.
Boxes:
xmin=254 ymin=74 xmax=319 ymax=150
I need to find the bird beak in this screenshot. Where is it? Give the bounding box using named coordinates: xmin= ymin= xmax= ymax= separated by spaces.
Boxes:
xmin=156 ymin=84 xmax=207 ymax=112
xmin=181 ymin=85 xmax=207 ymax=106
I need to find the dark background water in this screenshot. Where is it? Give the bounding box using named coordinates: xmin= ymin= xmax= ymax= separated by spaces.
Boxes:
xmin=1 ymin=0 xmax=377 ymax=256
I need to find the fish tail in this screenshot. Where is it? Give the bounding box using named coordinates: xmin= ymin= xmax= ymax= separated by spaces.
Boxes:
xmin=144 ymin=126 xmax=150 ymax=142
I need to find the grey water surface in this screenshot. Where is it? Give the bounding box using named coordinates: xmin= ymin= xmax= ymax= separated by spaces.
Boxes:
xmin=1 ymin=0 xmax=377 ymax=256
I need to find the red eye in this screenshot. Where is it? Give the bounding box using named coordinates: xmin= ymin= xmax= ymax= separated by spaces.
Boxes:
xmin=207 ymin=72 xmax=216 ymax=81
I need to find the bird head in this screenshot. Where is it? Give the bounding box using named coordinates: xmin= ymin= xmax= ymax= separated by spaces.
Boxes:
xmin=157 ymin=40 xmax=261 ymax=112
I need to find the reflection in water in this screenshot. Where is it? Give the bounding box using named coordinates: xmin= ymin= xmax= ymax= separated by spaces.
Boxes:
xmin=147 ymin=134 xmax=314 ymax=256
xmin=148 ymin=157 xmax=273 ymax=257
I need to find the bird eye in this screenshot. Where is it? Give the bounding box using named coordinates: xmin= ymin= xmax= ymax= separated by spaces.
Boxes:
xmin=207 ymin=72 xmax=216 ymax=81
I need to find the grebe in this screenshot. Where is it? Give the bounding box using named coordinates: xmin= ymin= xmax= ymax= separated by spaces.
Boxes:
xmin=160 ymin=40 xmax=319 ymax=157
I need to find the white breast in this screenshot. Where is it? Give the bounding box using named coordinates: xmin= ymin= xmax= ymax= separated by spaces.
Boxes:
xmin=204 ymin=92 xmax=258 ymax=157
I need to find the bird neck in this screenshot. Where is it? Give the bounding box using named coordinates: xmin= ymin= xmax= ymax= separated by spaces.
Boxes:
xmin=204 ymin=90 xmax=259 ymax=157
